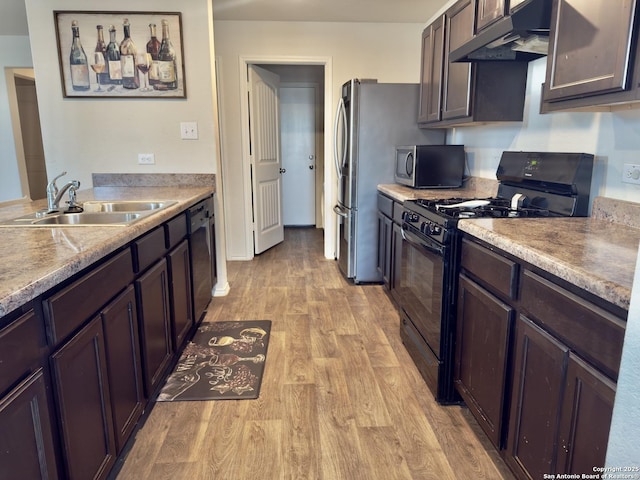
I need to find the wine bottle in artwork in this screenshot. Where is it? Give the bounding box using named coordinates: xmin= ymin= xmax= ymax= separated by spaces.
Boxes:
xmin=154 ymin=19 xmax=178 ymax=90
xmin=105 ymin=25 xmax=122 ymax=85
xmin=146 ymin=23 xmax=161 ymax=86
xmin=119 ymin=18 xmax=139 ymax=89
xmin=94 ymin=25 xmax=109 ymax=85
xmin=69 ymin=20 xmax=90 ymax=91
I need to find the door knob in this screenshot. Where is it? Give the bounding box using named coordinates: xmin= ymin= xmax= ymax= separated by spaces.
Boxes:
xmin=279 ymin=168 xmax=286 ymax=174
xmin=309 ymin=165 xmax=314 ymax=170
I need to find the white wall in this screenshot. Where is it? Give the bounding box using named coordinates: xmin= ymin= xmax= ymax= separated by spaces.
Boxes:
xmin=24 ymin=0 xmax=228 ymax=295
xmin=0 ymin=35 xmax=32 ymax=202
xmin=25 ymin=0 xmax=219 ymax=189
xmin=213 ymin=20 xmax=427 ymax=260
xmin=452 ymin=57 xmax=640 ymax=204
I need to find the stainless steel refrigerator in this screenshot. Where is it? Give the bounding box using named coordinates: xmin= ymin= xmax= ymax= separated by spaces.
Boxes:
xmin=333 ymin=79 xmax=444 ymax=283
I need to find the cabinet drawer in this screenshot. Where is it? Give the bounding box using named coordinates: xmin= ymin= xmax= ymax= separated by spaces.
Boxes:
xmin=520 ymin=269 xmax=625 ymax=380
xmin=44 ymin=248 xmax=134 ymax=346
xmin=165 ymin=213 xmax=187 ymax=250
xmin=460 ymin=239 xmax=518 ymax=300
xmin=377 ymin=193 xmax=393 ymax=218
xmin=0 ymin=310 xmax=46 ymax=395
xmin=393 ymin=201 xmax=406 ymax=224
xmin=133 ymin=226 xmax=167 ymax=273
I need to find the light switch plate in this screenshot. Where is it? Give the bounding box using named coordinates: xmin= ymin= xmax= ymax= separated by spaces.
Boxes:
xmin=138 ymin=153 xmax=155 ymax=165
xmin=180 ymin=122 xmax=198 ymax=140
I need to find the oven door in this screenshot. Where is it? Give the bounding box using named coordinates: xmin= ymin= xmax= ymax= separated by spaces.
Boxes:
xmin=397 ymin=226 xmax=446 ymax=359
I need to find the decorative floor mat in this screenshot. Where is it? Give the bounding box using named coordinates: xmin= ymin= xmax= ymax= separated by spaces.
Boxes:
xmin=157 ymin=320 xmax=271 ymax=401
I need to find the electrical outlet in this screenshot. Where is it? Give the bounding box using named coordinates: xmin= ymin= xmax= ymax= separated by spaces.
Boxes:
xmin=622 ymin=163 xmax=640 ymax=184
xmin=138 ymin=153 xmax=155 ymax=165
xmin=180 ymin=122 xmax=198 ymax=140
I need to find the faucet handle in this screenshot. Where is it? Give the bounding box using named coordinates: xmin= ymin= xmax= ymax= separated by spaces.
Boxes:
xmin=47 ymin=171 xmax=68 ymax=193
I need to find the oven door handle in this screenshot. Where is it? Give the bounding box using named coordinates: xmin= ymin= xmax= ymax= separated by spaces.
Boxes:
xmin=401 ymin=225 xmax=445 ymax=256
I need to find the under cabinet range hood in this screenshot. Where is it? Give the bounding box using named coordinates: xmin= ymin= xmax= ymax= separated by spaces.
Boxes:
xmin=450 ymin=0 xmax=552 ymax=62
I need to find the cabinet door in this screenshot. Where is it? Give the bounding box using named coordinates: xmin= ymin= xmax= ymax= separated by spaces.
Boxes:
xmin=51 ymin=316 xmax=116 ymax=480
xmin=136 ymin=258 xmax=173 ymax=396
xmin=476 ymin=0 xmax=506 ymax=31
xmin=443 ymin=0 xmax=474 ymax=120
xmin=101 ymin=285 xmax=144 ymax=454
xmin=418 ymin=17 xmax=445 ymax=124
xmin=0 ymin=368 xmax=59 ymax=480
xmin=378 ymin=214 xmax=392 ymax=288
xmin=390 ymin=222 xmax=403 ymax=304
xmin=455 ymin=274 xmax=513 ymax=448
xmin=556 ymin=353 xmax=615 ymax=474
xmin=167 ymin=239 xmax=194 ymax=350
xmin=506 ymin=316 xmax=569 ymax=480
xmin=544 ymin=0 xmax=638 ymax=101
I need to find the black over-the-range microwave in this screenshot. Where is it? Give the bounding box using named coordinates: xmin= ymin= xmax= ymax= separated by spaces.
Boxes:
xmin=394 ymin=144 xmax=466 ymax=188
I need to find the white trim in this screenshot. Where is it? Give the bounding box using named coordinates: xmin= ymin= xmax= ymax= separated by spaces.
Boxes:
xmin=238 ymin=55 xmax=334 ymax=260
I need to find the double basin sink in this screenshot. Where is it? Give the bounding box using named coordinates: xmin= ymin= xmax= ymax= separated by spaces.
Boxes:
xmin=0 ymin=200 xmax=177 ymax=227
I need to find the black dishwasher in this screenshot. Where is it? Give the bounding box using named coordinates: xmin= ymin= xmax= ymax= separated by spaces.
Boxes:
xmin=188 ymin=196 xmax=215 ymax=322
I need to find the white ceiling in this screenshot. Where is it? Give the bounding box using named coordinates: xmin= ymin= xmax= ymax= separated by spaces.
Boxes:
xmin=0 ymin=0 xmax=447 ymax=36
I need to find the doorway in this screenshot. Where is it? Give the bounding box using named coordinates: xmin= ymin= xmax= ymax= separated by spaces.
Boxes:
xmin=251 ymin=64 xmax=325 ymax=248
xmin=6 ymin=67 xmax=47 ymax=201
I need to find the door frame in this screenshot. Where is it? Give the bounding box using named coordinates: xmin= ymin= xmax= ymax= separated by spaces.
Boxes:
xmin=5 ymin=67 xmax=38 ymax=201
xmin=238 ymin=56 xmax=334 ymax=260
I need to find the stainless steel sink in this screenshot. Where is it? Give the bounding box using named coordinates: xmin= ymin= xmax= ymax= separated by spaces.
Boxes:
xmin=82 ymin=200 xmax=176 ymax=213
xmin=0 ymin=200 xmax=177 ymax=227
xmin=33 ymin=212 xmax=144 ymax=225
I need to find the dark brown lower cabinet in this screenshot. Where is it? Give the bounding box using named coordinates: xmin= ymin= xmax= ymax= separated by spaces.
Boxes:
xmin=556 ymin=353 xmax=615 ymax=474
xmin=506 ymin=315 xmax=617 ymax=478
xmin=167 ymin=239 xmax=194 ymax=351
xmin=0 ymin=368 xmax=59 ymax=480
xmin=506 ymin=316 xmax=569 ymax=479
xmin=455 ymin=274 xmax=513 ymax=448
xmin=101 ymin=285 xmax=145 ymax=453
xmin=51 ymin=316 xmax=116 ymax=480
xmin=136 ymin=258 xmax=173 ymax=396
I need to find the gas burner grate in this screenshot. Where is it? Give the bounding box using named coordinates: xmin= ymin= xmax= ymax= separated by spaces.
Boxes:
xmin=412 ymin=197 xmax=550 ymax=219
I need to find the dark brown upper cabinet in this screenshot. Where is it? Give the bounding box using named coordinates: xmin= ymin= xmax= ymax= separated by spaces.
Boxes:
xmin=543 ymin=0 xmax=640 ymax=108
xmin=476 ymin=0 xmax=507 ymax=32
xmin=443 ymin=0 xmax=475 ymax=120
xmin=418 ymin=17 xmax=445 ymax=124
xmin=545 ymin=0 xmax=637 ymax=100
xmin=419 ymin=0 xmax=529 ymax=128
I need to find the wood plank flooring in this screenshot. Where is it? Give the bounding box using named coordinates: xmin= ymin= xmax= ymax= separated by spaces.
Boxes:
xmin=116 ymin=227 xmax=515 ymax=480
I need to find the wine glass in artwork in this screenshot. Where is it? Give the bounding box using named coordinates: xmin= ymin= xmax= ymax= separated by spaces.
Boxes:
xmin=91 ymin=52 xmax=105 ymax=92
xmin=136 ymin=53 xmax=152 ymax=92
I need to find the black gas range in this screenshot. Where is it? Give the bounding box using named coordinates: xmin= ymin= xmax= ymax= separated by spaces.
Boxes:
xmin=397 ymin=151 xmax=595 ymax=404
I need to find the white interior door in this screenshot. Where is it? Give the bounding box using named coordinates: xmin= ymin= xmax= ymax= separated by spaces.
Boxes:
xmin=248 ymin=65 xmax=284 ymax=254
xmin=281 ymin=86 xmax=316 ymax=226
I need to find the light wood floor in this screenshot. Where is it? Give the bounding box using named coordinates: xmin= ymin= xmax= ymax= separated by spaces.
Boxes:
xmin=116 ymin=227 xmax=515 ymax=480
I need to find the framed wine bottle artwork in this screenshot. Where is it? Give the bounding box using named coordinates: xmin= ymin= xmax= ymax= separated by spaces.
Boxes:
xmin=54 ymin=11 xmax=186 ymax=98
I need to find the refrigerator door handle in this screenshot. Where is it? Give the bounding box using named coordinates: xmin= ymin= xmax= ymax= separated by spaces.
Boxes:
xmin=333 ymin=97 xmax=347 ymax=178
xmin=333 ymin=204 xmax=349 ymax=218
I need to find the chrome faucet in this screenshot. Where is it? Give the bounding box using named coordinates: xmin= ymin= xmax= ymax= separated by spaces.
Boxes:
xmin=46 ymin=172 xmax=81 ymax=212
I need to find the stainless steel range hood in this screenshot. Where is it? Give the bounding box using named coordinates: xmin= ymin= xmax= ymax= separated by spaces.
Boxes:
xmin=450 ymin=0 xmax=552 ymax=62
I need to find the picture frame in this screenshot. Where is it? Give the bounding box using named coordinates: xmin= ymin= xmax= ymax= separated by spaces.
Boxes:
xmin=54 ymin=11 xmax=186 ymax=98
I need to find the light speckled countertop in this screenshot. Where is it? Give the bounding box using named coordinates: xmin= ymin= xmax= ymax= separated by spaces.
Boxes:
xmin=458 ymin=217 xmax=639 ymax=311
xmin=0 ymin=185 xmax=214 ymax=317
xmin=379 ymin=183 xmax=640 ymax=312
